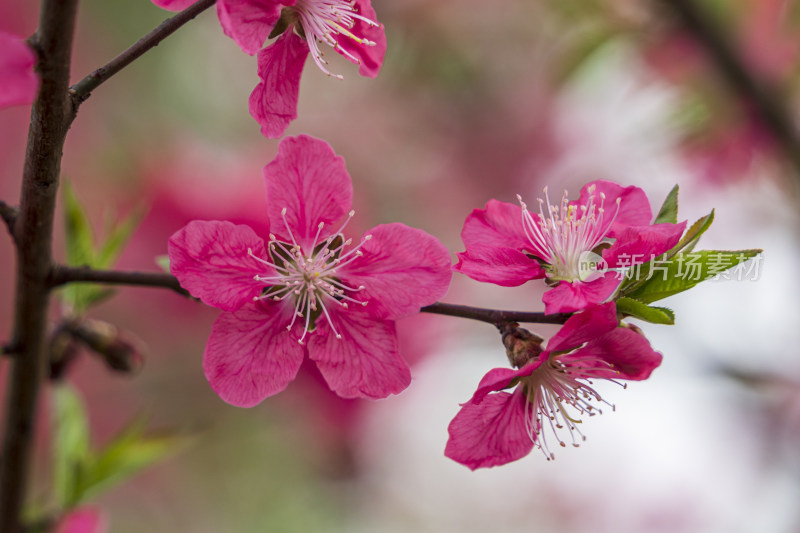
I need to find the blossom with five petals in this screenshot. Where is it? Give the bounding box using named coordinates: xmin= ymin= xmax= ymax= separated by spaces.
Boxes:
xmin=168 ymin=135 xmax=451 ymax=406
xmin=0 ymin=31 xmax=37 ymax=109
xmin=454 ymin=180 xmax=687 ymax=314
xmin=151 ymin=0 xmax=386 ymax=138
xmin=444 ymin=303 xmax=662 ymax=469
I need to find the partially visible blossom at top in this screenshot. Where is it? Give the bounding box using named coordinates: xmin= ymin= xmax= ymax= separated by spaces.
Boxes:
xmin=152 ymin=0 xmax=386 ymax=138
xmin=445 ymin=303 xmax=663 ymax=470
xmin=55 ymin=507 xmax=108 ymax=533
xmin=169 ymin=135 xmax=451 ymax=406
xmin=455 ymin=180 xmax=686 ymax=314
xmin=150 ymin=0 xmax=196 ymax=10
xmin=0 ymin=31 xmax=37 ymax=108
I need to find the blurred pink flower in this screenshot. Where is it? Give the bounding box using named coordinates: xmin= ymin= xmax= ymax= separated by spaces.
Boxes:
xmin=55 ymin=507 xmax=108 ymax=533
xmin=455 ymin=180 xmax=685 ymax=313
xmin=151 ymin=0 xmax=386 ymax=138
xmin=445 ymin=303 xmax=662 ymax=469
xmin=641 ymin=0 xmax=799 ymax=182
xmin=150 ymin=0 xmax=196 ymax=9
xmin=169 ymin=135 xmax=451 ymax=406
xmin=0 ymin=31 xmax=37 ymax=108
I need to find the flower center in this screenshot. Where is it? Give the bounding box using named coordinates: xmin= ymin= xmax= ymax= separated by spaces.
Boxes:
xmin=291 ymin=0 xmax=380 ymax=79
xmin=249 ymin=208 xmax=369 ymax=344
xmin=521 ymin=354 xmax=624 ymax=460
xmin=517 ymin=185 xmax=619 ymax=282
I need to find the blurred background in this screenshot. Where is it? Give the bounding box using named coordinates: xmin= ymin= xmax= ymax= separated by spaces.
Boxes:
xmin=3 ymin=0 xmax=800 ymax=531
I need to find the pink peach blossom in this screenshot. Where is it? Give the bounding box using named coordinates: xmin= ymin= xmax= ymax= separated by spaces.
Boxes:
xmin=149 ymin=0 xmax=197 ymax=10
xmin=455 ymin=180 xmax=686 ymax=314
xmin=152 ymin=0 xmax=386 ymax=138
xmin=55 ymin=507 xmax=108 ymax=533
xmin=0 ymin=31 xmax=37 ymax=108
xmin=445 ymin=303 xmax=663 ymax=469
xmin=169 ymin=135 xmax=451 ymax=405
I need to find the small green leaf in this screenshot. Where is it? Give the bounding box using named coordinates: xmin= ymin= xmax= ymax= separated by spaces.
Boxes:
xmin=73 ymin=417 xmax=191 ymax=503
xmin=653 ymin=185 xmax=679 ymax=225
xmin=60 ymin=184 xmax=145 ymax=314
xmin=96 ymin=205 xmax=146 ymax=268
xmin=51 ymin=384 xmax=90 ymax=509
xmin=615 ymin=297 xmax=675 ymax=325
xmin=63 ymin=181 xmax=95 ymax=268
xmin=617 ymin=209 xmax=716 ymax=296
xmin=671 ymin=210 xmax=715 ymax=256
xmin=62 ymin=182 xmax=102 ymax=314
xmin=623 ymin=249 xmax=761 ymax=304
xmin=155 ymin=255 xmax=170 ymax=273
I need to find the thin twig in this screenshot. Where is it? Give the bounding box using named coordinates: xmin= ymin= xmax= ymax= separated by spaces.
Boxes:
xmin=0 ymin=0 xmax=80 ymax=529
xmin=659 ymin=0 xmax=800 ymax=173
xmin=50 ymin=265 xmax=189 ymax=297
xmin=0 ymin=200 xmax=18 ymax=238
xmin=421 ymin=302 xmax=570 ymax=326
xmin=48 ymin=266 xmax=569 ymax=325
xmin=69 ymin=0 xmax=216 ymax=114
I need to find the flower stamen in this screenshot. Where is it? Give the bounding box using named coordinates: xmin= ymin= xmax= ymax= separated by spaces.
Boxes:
xmin=522 ymin=354 xmax=626 ymax=460
xmin=517 ymin=186 xmax=621 ymax=282
xmin=248 ymin=210 xmax=369 ymax=343
xmin=292 ymin=0 xmax=379 ymax=78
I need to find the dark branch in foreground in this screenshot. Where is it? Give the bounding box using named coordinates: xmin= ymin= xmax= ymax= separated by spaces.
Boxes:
xmin=69 ymin=0 xmax=216 ymax=112
xmin=49 ymin=266 xmax=570 ymax=325
xmin=660 ymin=0 xmax=800 ymax=174
xmin=1 ymin=0 xmax=80 ymax=529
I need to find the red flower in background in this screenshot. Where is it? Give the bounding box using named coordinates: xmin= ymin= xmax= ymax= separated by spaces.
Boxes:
xmin=0 ymin=31 xmax=37 ymax=109
xmin=55 ymin=507 xmax=108 ymax=533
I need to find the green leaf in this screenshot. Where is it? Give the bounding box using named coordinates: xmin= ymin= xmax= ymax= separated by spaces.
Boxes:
xmin=60 ymin=183 xmax=145 ymax=314
xmin=96 ymin=205 xmax=146 ymax=268
xmin=63 ymin=181 xmax=95 ymax=268
xmin=671 ymin=210 xmax=715 ymax=256
xmin=73 ymin=417 xmax=191 ymax=503
xmin=624 ymin=249 xmax=762 ymax=304
xmin=615 ymin=297 xmax=675 ymax=325
xmin=51 ymin=384 xmax=91 ymax=509
xmin=653 ymin=185 xmax=679 ymax=224
xmin=155 ymin=255 xmax=170 ymax=273
xmin=49 ymin=391 xmax=191 ymax=509
xmin=62 ymin=182 xmax=102 ymax=313
xmin=617 ymin=209 xmax=717 ymax=296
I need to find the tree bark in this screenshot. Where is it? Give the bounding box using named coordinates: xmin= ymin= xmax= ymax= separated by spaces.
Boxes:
xmin=0 ymin=1 xmax=80 ymax=531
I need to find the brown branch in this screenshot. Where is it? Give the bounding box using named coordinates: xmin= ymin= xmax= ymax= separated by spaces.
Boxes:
xmin=0 ymin=0 xmax=80 ymax=530
xmin=48 ymin=266 xmax=569 ymax=326
xmin=659 ymin=0 xmax=800 ymax=173
xmin=0 ymin=200 xmax=18 ymax=239
xmin=69 ymin=0 xmax=216 ymax=116
xmin=50 ymin=265 xmax=189 ymax=297
xmin=421 ymin=302 xmax=570 ymax=326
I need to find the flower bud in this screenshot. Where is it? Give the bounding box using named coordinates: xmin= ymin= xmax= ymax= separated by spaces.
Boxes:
xmin=67 ymin=319 xmax=145 ymax=374
xmin=498 ymin=322 xmax=544 ymax=368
